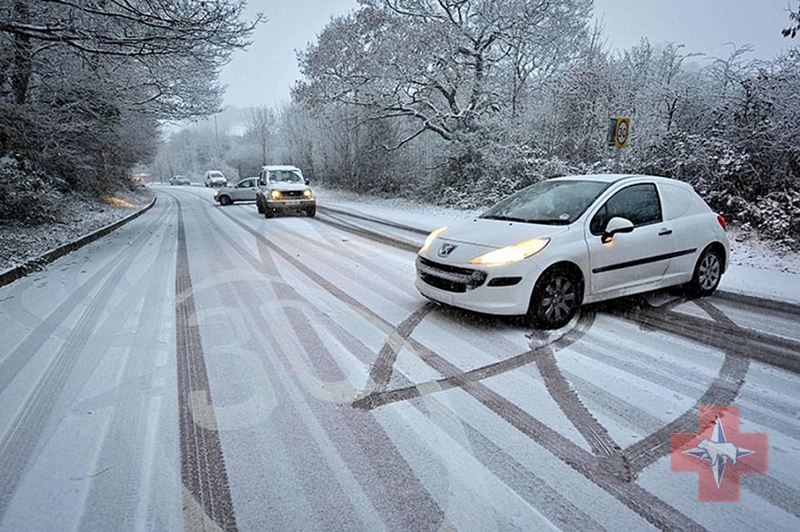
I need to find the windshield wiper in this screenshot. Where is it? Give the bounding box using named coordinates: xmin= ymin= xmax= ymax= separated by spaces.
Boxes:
xmin=482 ymin=215 xmax=570 ymax=225
xmin=481 ymin=215 xmax=527 ymax=222
xmin=524 ymin=219 xmax=571 ymax=225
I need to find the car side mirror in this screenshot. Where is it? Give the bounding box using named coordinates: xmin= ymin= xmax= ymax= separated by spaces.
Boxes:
xmin=304 ymin=178 xmax=310 ymax=185
xmin=602 ymin=217 xmax=634 ymax=244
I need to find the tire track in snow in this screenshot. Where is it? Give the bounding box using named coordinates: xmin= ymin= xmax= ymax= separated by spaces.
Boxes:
xmin=615 ymin=296 xmax=800 ymax=519
xmin=194 ymin=200 xmax=445 ymax=530
xmin=174 ymin=202 xmax=238 ymax=531
xmin=0 ymin=203 xmax=171 ymax=394
xmin=216 ymin=203 xmax=706 ymax=530
xmin=0 ymin=202 xmax=170 ymax=520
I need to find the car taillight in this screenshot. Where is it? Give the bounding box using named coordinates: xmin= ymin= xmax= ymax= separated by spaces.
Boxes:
xmin=717 ymin=214 xmax=727 ymax=231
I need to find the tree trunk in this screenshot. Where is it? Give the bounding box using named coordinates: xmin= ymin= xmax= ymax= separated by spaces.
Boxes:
xmin=11 ymin=1 xmax=32 ymax=105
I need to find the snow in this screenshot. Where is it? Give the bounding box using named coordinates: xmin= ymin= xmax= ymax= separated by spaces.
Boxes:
xmin=1 ymin=185 xmax=798 ymax=305
xmin=0 ymin=187 xmax=155 ymax=274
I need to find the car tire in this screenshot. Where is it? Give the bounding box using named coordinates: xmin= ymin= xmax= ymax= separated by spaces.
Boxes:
xmin=264 ymin=207 xmax=273 ymax=219
xmin=218 ymin=195 xmax=232 ymax=206
xmin=687 ymin=247 xmax=723 ymax=297
xmin=528 ymin=267 xmax=581 ymax=330
xmin=257 ymin=200 xmax=264 ymax=214
xmin=306 ymin=206 xmax=316 ymax=218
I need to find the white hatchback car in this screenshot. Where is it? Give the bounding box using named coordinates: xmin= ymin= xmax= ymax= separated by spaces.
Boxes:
xmin=415 ymin=174 xmax=730 ymax=329
xmin=214 ymin=177 xmax=258 ymax=205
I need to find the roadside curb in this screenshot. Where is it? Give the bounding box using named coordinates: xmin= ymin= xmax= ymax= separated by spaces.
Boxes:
xmin=0 ymin=196 xmax=157 ymax=288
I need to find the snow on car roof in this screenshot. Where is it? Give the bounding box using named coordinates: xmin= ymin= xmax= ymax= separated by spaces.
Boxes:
xmin=551 ymin=174 xmax=691 ymax=186
xmin=261 ymin=165 xmax=301 ymax=171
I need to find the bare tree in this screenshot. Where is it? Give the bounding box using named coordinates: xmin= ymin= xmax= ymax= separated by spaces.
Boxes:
xmin=784 ymin=2 xmax=800 ymax=38
xmin=247 ymin=107 xmax=278 ymax=166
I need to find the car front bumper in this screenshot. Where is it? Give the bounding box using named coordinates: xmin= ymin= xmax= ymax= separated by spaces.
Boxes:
xmin=414 ymin=256 xmax=542 ymax=316
xmin=265 ymin=199 xmax=315 ymax=211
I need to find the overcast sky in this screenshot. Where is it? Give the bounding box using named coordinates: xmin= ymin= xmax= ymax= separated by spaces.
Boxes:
xmin=218 ymin=0 xmax=798 ymax=109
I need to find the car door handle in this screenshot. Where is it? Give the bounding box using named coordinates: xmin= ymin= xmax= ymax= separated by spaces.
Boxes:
xmin=658 ymin=228 xmax=673 ymax=236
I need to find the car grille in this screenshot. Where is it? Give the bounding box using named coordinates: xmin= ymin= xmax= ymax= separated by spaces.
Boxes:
xmin=280 ymin=190 xmax=306 ymax=199
xmin=416 ymin=257 xmax=487 ymax=293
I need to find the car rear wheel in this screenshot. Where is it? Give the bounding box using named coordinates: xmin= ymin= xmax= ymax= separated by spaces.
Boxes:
xmin=687 ymin=247 xmax=723 ymax=297
xmin=528 ymin=267 xmax=581 ymax=329
xmin=218 ymin=195 xmax=232 ymax=206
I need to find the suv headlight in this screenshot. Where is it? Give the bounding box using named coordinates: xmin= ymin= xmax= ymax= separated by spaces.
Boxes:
xmin=469 ymin=238 xmax=550 ymax=266
xmin=270 ymin=189 xmax=283 ymax=201
xmin=303 ymin=189 xmax=313 ymax=199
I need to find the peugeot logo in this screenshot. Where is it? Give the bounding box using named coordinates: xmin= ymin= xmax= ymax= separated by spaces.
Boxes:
xmin=437 ymin=243 xmax=457 ymax=258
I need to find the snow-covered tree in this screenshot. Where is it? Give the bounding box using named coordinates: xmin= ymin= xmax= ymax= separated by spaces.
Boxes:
xmin=784 ymin=2 xmax=800 ymax=38
xmin=0 ymin=0 xmax=261 ymax=200
xmin=247 ymin=107 xmax=279 ymax=166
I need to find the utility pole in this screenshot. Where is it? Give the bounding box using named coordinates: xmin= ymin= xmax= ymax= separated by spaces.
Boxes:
xmin=214 ymin=114 xmax=219 ymax=161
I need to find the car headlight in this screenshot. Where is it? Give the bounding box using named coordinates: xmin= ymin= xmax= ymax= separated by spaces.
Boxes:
xmin=420 ymin=226 xmax=448 ymax=253
xmin=270 ymin=189 xmax=283 ymax=201
xmin=469 ymin=238 xmax=550 ymax=266
xmin=303 ymin=188 xmax=313 ymax=199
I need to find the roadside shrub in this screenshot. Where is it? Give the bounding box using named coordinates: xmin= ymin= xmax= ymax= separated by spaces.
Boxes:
xmin=0 ymin=156 xmax=63 ymax=224
xmin=715 ymin=190 xmax=800 ymax=248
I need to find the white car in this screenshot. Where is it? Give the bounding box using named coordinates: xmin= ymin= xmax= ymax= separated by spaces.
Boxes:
xmin=415 ymin=174 xmax=730 ymax=329
xmin=204 ymin=170 xmax=228 ymax=187
xmin=214 ymin=177 xmax=258 ymax=205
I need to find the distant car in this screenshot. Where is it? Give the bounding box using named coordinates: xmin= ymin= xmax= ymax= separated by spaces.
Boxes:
xmin=255 ymin=165 xmax=316 ymax=218
xmin=130 ymin=175 xmax=147 ymax=188
xmin=214 ymin=177 xmax=259 ymax=205
xmin=415 ymin=174 xmax=730 ymax=329
xmin=169 ymin=175 xmax=190 ymax=186
xmin=204 ymin=170 xmax=227 ymax=187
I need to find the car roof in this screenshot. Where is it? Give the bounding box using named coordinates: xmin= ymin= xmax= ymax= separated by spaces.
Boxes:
xmin=551 ymin=174 xmax=691 ymax=187
xmin=261 ymin=165 xmax=301 ymax=171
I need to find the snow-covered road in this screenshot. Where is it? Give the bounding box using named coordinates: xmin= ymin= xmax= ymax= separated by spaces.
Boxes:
xmin=0 ymin=185 xmax=798 ymax=531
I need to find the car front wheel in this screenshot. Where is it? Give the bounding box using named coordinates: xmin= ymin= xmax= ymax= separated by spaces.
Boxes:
xmin=218 ymin=195 xmax=232 ymax=206
xmin=306 ymin=206 xmax=316 ymax=218
xmin=528 ymin=267 xmax=581 ymax=330
xmin=688 ymin=247 xmax=723 ymax=297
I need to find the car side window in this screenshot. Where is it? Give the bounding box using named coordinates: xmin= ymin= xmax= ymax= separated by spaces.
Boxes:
xmin=590 ymin=183 xmax=662 ymax=234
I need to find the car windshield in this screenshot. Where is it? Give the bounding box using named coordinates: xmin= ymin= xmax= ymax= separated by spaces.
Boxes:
xmin=481 ymin=179 xmax=611 ymax=225
xmin=268 ymin=170 xmax=303 ymax=183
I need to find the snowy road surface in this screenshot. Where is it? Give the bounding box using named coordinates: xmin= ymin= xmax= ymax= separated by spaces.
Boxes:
xmin=0 ymin=185 xmax=798 ymax=531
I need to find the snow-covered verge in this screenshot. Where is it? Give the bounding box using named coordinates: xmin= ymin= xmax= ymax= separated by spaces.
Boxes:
xmin=0 ymin=186 xmax=155 ymax=274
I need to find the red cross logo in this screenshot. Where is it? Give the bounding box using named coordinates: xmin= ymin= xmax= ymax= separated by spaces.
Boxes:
xmin=671 ymin=406 xmax=768 ymax=502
